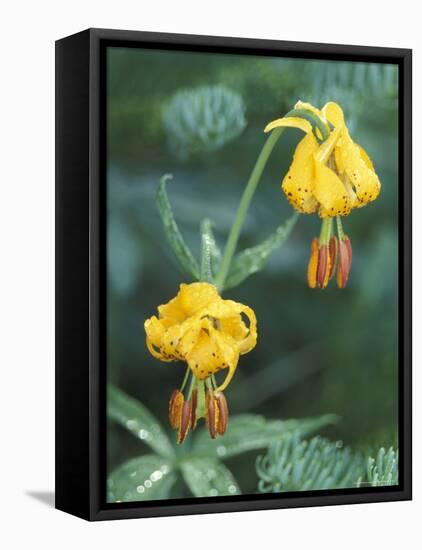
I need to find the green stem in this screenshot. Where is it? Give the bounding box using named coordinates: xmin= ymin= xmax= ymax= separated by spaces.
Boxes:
xmin=215 ymin=127 xmax=284 ymax=290
xmin=336 ymin=215 xmax=345 ymax=241
xmin=319 ymin=218 xmax=332 ymax=245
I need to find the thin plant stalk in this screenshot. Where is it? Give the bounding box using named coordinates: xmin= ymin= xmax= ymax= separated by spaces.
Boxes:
xmin=215 ymin=127 xmax=284 ymax=290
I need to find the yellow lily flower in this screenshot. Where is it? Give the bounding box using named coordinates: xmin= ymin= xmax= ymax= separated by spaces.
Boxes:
xmin=265 ymin=101 xmax=381 ymax=289
xmin=144 ymin=282 xmax=257 ymax=442
xmin=265 ymin=100 xmax=381 ymax=218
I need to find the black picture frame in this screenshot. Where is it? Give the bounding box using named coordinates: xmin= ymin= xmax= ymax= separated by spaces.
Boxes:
xmin=55 ymin=27 xmax=412 ymax=521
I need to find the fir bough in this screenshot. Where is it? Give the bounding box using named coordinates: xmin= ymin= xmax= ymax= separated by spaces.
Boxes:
xmin=256 ymin=432 xmax=364 ymax=492
xmin=256 ymin=433 xmax=399 ymax=493
xmin=358 ymin=447 xmax=399 ymax=487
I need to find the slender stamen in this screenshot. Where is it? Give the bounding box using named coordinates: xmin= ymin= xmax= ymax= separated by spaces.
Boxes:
xmin=178 ymin=400 xmax=192 ymax=444
xmin=336 ymin=215 xmax=345 ymax=241
xmin=190 ymin=388 xmax=198 ymax=430
xmin=206 ymin=390 xmax=217 ymax=439
xmin=216 ymin=393 xmax=229 ymax=435
xmin=179 ymin=366 xmax=191 ymax=392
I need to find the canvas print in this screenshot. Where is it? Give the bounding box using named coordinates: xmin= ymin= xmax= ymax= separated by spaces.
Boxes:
xmin=106 ymin=46 xmax=399 ymax=504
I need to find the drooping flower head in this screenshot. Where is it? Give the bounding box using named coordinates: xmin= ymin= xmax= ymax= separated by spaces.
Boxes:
xmin=144 ymin=282 xmax=257 ymax=442
xmin=265 ymin=101 xmax=381 ymax=288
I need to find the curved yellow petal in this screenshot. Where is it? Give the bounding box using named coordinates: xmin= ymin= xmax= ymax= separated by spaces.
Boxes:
xmin=214 ymin=360 xmax=237 ymax=394
xmin=313 ymin=160 xmax=353 ymax=218
xmin=146 ymin=336 xmax=170 ymax=361
xmin=160 ymin=324 xmax=189 ymax=361
xmin=203 ymin=299 xmax=257 ymax=355
xmin=357 ymin=144 xmax=375 ymax=170
xmin=219 ymin=314 xmax=248 ymax=342
xmin=281 ymin=133 xmax=319 ymax=214
xmin=185 ymin=327 xmax=236 ymax=380
xmin=335 ymin=132 xmax=381 ymax=207
xmin=234 ymin=304 xmax=257 ymax=354
xmin=176 ymin=317 xmax=204 ymax=359
xmin=144 ymin=316 xmax=166 ymax=347
xmin=157 ymin=295 xmax=185 ymax=325
xmin=144 ymin=282 xmax=257 ymax=394
xmin=212 ymin=332 xmax=240 ymax=393
xmin=294 ymin=100 xmax=323 ymax=119
xmin=178 ymin=282 xmax=219 ymax=316
xmin=264 ymin=116 xmax=312 ymax=134
xmin=322 ymin=102 xmax=345 ymax=128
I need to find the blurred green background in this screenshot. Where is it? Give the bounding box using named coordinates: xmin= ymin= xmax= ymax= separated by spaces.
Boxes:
xmin=106 ymin=46 xmax=399 ymax=497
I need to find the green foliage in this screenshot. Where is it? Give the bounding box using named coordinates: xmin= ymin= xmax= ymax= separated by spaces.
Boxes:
xmin=256 ymin=434 xmax=399 ymax=493
xmin=156 ymin=173 xmax=296 ymax=290
xmin=156 ymin=174 xmax=200 ymax=280
xmin=224 ymin=212 xmax=298 ymax=290
xmin=106 ymin=50 xmax=399 ymax=499
xmin=200 ymin=218 xmax=221 ymax=279
xmin=361 ymin=447 xmax=399 ymax=487
xmin=107 ymin=455 xmax=176 ymax=502
xmin=107 ymin=385 xmax=175 ymax=459
xmin=256 ymin=433 xmax=364 ymax=492
xmin=193 ymin=413 xmax=338 ymax=459
xmin=180 ymin=458 xmax=240 ymax=497
xmin=108 ymin=215 xmax=143 ymax=297
xmin=163 ymin=85 xmax=246 ymax=159
xmin=305 ymin=61 xmax=398 ymax=131
xmin=199 ymin=218 xmax=215 ymax=283
xmin=107 ymin=384 xmax=335 ymax=502
xmin=310 ymin=62 xmax=398 ymax=103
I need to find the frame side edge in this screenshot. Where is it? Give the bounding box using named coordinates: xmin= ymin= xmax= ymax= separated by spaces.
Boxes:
xmin=55 ymin=29 xmax=91 ymax=520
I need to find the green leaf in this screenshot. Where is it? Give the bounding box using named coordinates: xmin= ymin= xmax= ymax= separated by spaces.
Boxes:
xmin=192 ymin=413 xmax=338 ymax=459
xmin=199 ymin=218 xmax=221 ymax=282
xmin=180 ymin=457 xmax=240 ymax=497
xmin=200 ymin=219 xmax=214 ymax=283
xmin=224 ymin=212 xmax=299 ymax=290
xmin=107 ymin=384 xmax=175 ymax=459
xmin=107 ymin=454 xmax=176 ymax=502
xmin=156 ymin=174 xmax=200 ymax=279
xmin=204 ymin=219 xmax=221 ymax=265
